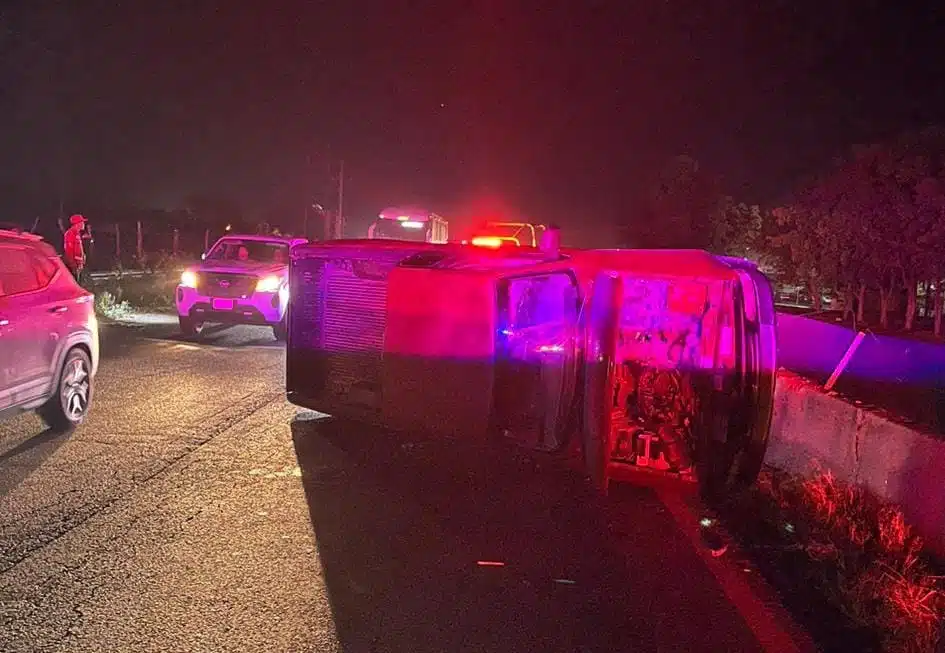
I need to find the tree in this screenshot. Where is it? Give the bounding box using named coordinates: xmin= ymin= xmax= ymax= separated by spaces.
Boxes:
xmin=769 ymin=204 xmax=832 ymax=311
xmin=774 ymin=126 xmax=945 ymax=331
xmin=630 ymin=155 xmax=726 ymax=249
xmin=709 ymin=198 xmax=784 ymax=270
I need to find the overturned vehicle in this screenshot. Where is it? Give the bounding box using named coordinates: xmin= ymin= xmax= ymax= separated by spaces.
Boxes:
xmin=285 ymin=233 xmax=777 ymax=496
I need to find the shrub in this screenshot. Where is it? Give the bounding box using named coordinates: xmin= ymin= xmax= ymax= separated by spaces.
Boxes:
xmin=94 ymin=291 xmax=132 ymax=319
xmin=724 ymin=470 xmax=944 ymax=653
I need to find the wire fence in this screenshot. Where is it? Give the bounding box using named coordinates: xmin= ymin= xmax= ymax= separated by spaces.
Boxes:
xmin=39 ymin=222 xmax=239 ymax=272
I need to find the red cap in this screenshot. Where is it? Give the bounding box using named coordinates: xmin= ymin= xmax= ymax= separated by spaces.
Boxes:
xmin=69 ymin=214 xmax=86 ymax=225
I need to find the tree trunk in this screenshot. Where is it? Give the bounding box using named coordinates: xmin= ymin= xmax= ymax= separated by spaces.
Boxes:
xmin=935 ymin=281 xmax=943 ymax=338
xmin=842 ymin=283 xmax=854 ymax=320
xmin=808 ymin=278 xmax=822 ymax=311
xmin=904 ymin=280 xmax=918 ymax=331
xmin=856 ymin=283 xmax=866 ymax=324
xmin=922 ymin=281 xmax=931 ymax=318
xmin=879 ymin=286 xmax=892 ymax=329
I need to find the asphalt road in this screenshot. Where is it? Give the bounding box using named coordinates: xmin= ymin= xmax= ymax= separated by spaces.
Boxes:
xmin=0 ymin=319 xmax=814 ymax=653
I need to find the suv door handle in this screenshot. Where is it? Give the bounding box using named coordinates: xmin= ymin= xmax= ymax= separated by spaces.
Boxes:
xmin=49 ymin=306 xmax=68 ymax=314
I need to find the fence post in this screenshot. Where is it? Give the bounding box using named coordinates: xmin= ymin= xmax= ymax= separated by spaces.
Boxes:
xmin=136 ymin=221 xmax=143 ymax=263
xmin=204 ymin=229 xmax=210 ymax=252
xmin=172 ymin=229 xmax=180 ymax=256
xmin=824 ymin=331 xmax=867 ymax=392
xmin=115 ymin=223 xmax=121 ymax=260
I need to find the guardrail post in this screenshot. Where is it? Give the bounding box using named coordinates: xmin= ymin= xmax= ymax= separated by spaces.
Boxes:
xmin=824 ymin=331 xmax=867 ymax=392
xmin=115 ymin=223 xmax=121 ymax=261
xmin=136 ymin=221 xmax=143 ymax=263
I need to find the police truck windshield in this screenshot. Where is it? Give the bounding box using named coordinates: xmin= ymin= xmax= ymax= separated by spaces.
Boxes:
xmin=206 ymin=239 xmax=289 ymax=263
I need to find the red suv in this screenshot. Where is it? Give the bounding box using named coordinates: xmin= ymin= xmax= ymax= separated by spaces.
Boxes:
xmin=0 ymin=229 xmax=99 ymax=430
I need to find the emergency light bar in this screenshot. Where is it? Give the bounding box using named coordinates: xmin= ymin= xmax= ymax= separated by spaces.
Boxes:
xmin=471 ymin=236 xmax=519 ymax=248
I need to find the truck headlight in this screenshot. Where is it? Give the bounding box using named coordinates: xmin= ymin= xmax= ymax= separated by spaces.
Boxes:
xmin=255 ymin=275 xmax=282 ymax=293
xmin=180 ymin=270 xmax=198 ymax=288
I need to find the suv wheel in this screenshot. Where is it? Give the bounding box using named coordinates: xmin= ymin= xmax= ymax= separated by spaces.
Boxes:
xmin=273 ymin=319 xmax=287 ymax=342
xmin=38 ymin=348 xmax=93 ymax=431
xmin=179 ymin=315 xmax=203 ymax=338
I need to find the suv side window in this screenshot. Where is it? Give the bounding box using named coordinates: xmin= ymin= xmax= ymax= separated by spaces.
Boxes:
xmin=0 ymin=246 xmax=42 ymax=296
xmin=32 ymin=250 xmax=57 ymax=286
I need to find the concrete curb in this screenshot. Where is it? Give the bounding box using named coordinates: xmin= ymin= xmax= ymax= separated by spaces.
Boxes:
xmin=766 ymin=370 xmax=945 ymax=554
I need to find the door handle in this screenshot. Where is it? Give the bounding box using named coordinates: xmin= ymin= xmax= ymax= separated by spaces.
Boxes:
xmin=49 ymin=306 xmax=68 ymax=314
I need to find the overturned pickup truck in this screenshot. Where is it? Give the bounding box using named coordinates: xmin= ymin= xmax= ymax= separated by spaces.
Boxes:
xmin=285 ymin=232 xmax=777 ymax=496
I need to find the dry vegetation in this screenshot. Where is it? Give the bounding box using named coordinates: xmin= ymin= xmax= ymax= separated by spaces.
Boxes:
xmin=724 ymin=469 xmax=944 ymax=653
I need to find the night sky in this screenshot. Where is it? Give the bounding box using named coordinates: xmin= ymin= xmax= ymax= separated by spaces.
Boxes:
xmin=2 ymin=1 xmax=944 ymax=240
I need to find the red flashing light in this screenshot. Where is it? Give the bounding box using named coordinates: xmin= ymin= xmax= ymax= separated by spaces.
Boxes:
xmin=471 ymin=236 xmax=504 ymax=249
xmin=470 ymin=236 xmax=520 ymax=248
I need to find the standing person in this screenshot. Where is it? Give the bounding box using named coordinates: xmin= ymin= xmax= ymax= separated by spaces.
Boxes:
xmin=63 ymin=214 xmax=88 ymax=283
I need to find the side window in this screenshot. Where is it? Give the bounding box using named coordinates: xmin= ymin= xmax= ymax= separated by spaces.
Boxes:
xmin=32 ymin=251 xmax=58 ymax=287
xmin=508 ymin=273 xmax=577 ymax=329
xmin=0 ymin=247 xmax=42 ymax=296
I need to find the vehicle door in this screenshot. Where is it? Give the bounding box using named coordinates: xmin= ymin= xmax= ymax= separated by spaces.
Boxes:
xmin=0 ymin=289 xmax=13 ymax=410
xmin=0 ymin=244 xmax=58 ymax=407
xmin=493 ymin=270 xmax=582 ymax=451
xmin=581 ymin=272 xmax=622 ymax=490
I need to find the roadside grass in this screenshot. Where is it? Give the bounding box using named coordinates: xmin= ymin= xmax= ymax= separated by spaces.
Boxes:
xmin=91 ymin=271 xmax=178 ymax=319
xmin=720 ymin=468 xmax=944 ymax=653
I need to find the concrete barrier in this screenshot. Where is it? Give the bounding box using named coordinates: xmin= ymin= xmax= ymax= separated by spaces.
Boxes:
xmin=766 ymin=370 xmax=945 ymax=554
xmin=776 ymin=312 xmax=945 ymax=430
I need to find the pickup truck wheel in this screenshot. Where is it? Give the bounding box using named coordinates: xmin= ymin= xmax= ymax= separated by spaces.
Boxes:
xmin=179 ymin=316 xmax=203 ymax=338
xmin=38 ymin=348 xmax=93 ymax=432
xmin=273 ymin=319 xmax=287 ymax=341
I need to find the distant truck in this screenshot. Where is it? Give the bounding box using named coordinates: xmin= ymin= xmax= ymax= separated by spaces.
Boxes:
xmin=366 ymin=207 xmax=448 ymax=244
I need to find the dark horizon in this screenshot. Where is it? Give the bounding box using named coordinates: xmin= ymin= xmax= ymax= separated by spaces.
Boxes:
xmin=2 ymin=1 xmax=944 ymax=236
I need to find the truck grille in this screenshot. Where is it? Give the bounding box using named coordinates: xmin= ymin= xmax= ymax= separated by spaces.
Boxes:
xmin=198 ymin=272 xmax=257 ymax=298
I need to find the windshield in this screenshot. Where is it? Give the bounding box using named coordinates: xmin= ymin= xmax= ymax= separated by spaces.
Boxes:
xmin=206 ymin=238 xmax=289 ymax=264
xmin=371 ymin=218 xmax=428 ymax=242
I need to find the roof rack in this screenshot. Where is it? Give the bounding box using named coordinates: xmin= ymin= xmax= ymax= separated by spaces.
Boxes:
xmin=0 ymin=226 xmax=43 ymax=241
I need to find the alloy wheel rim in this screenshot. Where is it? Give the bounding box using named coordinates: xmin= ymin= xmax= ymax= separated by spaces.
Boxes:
xmin=62 ymin=357 xmax=90 ymax=420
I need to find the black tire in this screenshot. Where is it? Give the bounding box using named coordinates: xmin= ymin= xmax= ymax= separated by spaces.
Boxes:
xmin=273 ymin=319 xmax=287 ymax=342
xmin=179 ymin=315 xmax=203 ymax=338
xmin=38 ymin=347 xmax=93 ymax=432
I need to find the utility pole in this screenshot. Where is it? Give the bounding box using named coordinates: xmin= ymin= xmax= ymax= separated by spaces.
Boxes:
xmin=335 ymin=160 xmax=344 ymax=239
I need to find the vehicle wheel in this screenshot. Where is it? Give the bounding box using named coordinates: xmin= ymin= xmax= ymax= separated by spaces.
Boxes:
xmin=38 ymin=348 xmax=93 ymax=432
xmin=179 ymin=315 xmax=203 ymax=338
xmin=273 ymin=319 xmax=287 ymax=342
